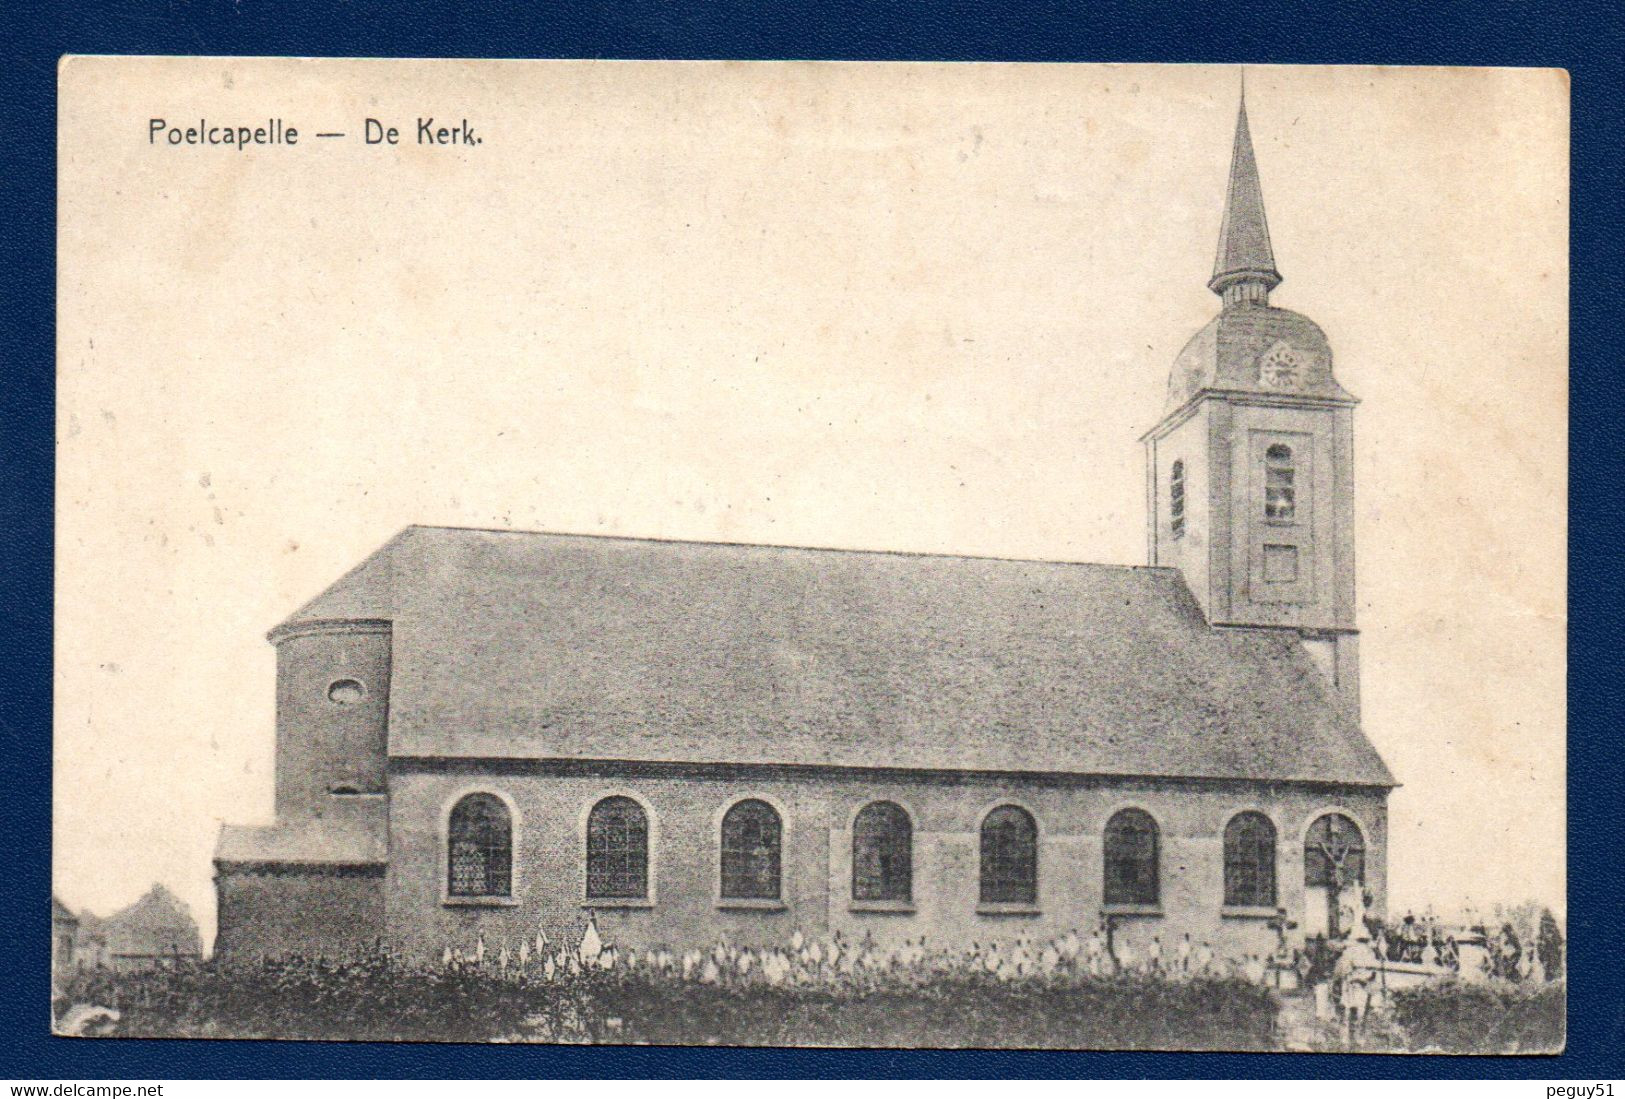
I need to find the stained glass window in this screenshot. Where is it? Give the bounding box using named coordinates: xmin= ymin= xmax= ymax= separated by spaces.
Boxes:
xmin=448 ymin=793 xmax=512 ymax=897
xmin=853 ymin=801 xmax=912 ymax=902
xmin=979 ymin=805 xmax=1038 ymax=905
xmin=587 ymin=796 xmax=649 ymax=899
xmin=1304 ymin=813 xmax=1365 ymax=888
xmin=1224 ymin=811 xmax=1278 ymax=906
xmin=1104 ymin=808 xmax=1159 ymax=905
xmin=721 ymin=799 xmax=781 ymax=900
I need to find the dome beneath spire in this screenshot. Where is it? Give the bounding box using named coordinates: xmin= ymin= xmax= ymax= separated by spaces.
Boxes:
xmin=1164 ymin=305 xmax=1352 ymax=415
xmin=1159 ymin=83 xmax=1353 ymax=415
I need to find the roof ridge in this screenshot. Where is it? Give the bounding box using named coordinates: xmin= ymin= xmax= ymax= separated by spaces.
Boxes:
xmin=403 ymin=522 xmax=1177 ymax=572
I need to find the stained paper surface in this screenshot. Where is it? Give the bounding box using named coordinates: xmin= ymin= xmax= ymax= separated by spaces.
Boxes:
xmin=55 ymin=59 xmax=1566 ymax=1046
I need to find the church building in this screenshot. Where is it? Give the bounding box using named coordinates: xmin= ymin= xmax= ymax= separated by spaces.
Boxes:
xmin=214 ymin=96 xmax=1394 ymax=963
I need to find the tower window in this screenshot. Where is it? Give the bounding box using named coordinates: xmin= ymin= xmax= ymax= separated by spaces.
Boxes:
xmin=1169 ymin=460 xmax=1186 ymax=540
xmin=1264 ymin=444 xmax=1296 ymax=521
xmin=326 ymin=678 xmax=365 ymax=705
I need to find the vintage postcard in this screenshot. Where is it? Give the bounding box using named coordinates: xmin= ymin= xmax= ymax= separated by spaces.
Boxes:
xmin=53 ymin=59 xmax=1567 ymax=1051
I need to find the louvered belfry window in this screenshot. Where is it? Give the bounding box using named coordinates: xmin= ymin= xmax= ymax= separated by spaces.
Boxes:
xmin=979 ymin=805 xmax=1038 ymax=905
xmin=721 ymin=799 xmax=782 ymax=900
xmin=853 ymin=801 xmax=913 ymax=902
xmin=1223 ymin=811 xmax=1278 ymax=907
xmin=448 ymin=793 xmax=512 ymax=897
xmin=587 ymin=796 xmax=649 ymax=900
xmin=1104 ymin=808 xmax=1160 ymax=905
xmin=1264 ymin=443 xmax=1296 ymax=521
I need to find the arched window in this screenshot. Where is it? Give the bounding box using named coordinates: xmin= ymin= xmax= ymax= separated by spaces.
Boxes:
xmin=1264 ymin=443 xmax=1296 ymax=521
xmin=1170 ymin=460 xmax=1186 ymax=540
xmin=853 ymin=801 xmax=912 ymax=902
xmin=587 ymin=796 xmax=649 ymax=900
xmin=1104 ymin=808 xmax=1159 ymax=906
xmin=979 ymin=805 xmax=1038 ymax=905
xmin=1305 ymin=813 xmax=1365 ymax=889
xmin=1223 ymin=811 xmax=1278 ymax=907
xmin=720 ymin=799 xmax=781 ymax=900
xmin=447 ymin=793 xmax=512 ymax=898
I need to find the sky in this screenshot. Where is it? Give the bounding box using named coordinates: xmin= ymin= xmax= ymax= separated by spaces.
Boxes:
xmin=55 ymin=61 xmax=1567 ymax=946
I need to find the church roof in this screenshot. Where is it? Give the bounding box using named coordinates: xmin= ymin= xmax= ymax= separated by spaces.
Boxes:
xmin=275 ymin=526 xmax=1394 ymax=788
xmin=216 ymin=797 xmax=389 ymax=866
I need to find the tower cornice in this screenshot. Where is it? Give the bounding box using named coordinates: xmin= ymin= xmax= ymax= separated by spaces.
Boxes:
xmin=1140 ymin=387 xmax=1360 ymax=444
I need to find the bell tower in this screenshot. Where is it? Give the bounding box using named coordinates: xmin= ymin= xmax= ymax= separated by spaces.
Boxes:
xmin=1142 ymin=88 xmax=1362 ymax=717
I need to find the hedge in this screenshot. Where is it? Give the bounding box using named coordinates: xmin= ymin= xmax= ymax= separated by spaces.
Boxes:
xmin=58 ymin=952 xmax=1280 ymax=1049
xmin=1386 ymin=979 xmax=1564 ymax=1053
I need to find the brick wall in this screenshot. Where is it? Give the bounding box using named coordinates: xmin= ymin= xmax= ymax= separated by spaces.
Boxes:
xmin=384 ymin=764 xmax=1387 ymax=962
xmin=215 ymin=865 xmax=386 ymax=960
xmin=272 ymin=624 xmax=391 ymax=816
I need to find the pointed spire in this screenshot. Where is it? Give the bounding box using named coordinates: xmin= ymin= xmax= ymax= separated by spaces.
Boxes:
xmin=1209 ymin=80 xmax=1281 ymax=307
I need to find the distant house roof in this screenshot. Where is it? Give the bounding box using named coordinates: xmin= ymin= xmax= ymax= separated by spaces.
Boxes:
xmin=102 ymin=884 xmax=201 ymax=958
xmin=52 ymin=896 xmax=78 ymax=925
xmin=275 ymin=525 xmax=1394 ymax=788
xmin=216 ymin=797 xmax=388 ymax=866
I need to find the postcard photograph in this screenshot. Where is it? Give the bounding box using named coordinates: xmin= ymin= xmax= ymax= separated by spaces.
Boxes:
xmin=53 ymin=59 xmax=1567 ymax=1052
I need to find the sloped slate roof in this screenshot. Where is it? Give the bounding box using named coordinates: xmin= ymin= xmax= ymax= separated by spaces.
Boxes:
xmin=276 ymin=526 xmax=1393 ymax=787
xmin=217 ymin=798 xmax=388 ymax=865
xmin=284 ymin=542 xmax=396 ymax=624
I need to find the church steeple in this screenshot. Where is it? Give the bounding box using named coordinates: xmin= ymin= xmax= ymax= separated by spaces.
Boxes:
xmin=1208 ymin=86 xmax=1281 ymax=308
xmin=1144 ymin=78 xmax=1362 ymax=717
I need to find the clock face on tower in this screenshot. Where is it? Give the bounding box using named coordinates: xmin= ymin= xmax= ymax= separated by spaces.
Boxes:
xmin=1258 ymin=343 xmax=1304 ymax=389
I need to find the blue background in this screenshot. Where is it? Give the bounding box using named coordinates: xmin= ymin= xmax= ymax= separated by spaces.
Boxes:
xmin=3 ymin=0 xmax=1619 ymax=1080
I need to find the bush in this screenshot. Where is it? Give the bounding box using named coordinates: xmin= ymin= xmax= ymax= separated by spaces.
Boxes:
xmin=59 ymin=954 xmax=593 ymax=1043
xmin=1387 ymin=979 xmax=1564 ymax=1053
xmin=581 ymin=971 xmax=1277 ymax=1049
xmin=57 ymin=951 xmax=1279 ymax=1049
